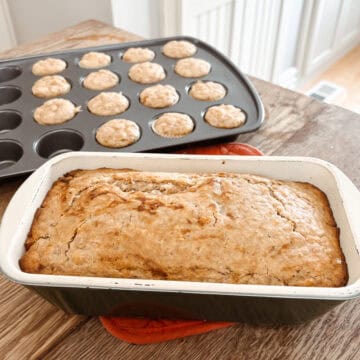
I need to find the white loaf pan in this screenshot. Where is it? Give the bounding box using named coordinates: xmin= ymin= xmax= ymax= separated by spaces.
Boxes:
xmin=1 ymin=152 xmax=360 ymax=323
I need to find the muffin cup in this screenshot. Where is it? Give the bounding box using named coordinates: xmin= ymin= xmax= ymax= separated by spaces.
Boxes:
xmin=151 ymin=113 xmax=194 ymax=138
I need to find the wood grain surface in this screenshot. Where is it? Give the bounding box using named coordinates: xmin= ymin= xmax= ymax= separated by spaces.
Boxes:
xmin=0 ymin=20 xmax=359 ymax=360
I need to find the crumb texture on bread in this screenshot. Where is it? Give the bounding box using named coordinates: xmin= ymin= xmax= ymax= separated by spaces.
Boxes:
xmin=20 ymin=169 xmax=348 ymax=287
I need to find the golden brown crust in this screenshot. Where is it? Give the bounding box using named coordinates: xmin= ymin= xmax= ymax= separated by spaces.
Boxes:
xmin=20 ymin=169 xmax=348 ymax=287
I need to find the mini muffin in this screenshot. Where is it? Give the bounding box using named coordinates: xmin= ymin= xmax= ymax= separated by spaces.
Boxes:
xmin=122 ymin=47 xmax=155 ymax=63
xmin=163 ymin=40 xmax=196 ymax=58
xmin=175 ymin=58 xmax=211 ymax=78
xmin=204 ymin=104 xmax=246 ymax=128
xmin=128 ymin=62 xmax=166 ymax=84
xmin=140 ymin=85 xmax=178 ymax=108
xmin=83 ymin=69 xmax=119 ymax=91
xmin=32 ymin=58 xmax=67 ymax=76
xmin=189 ymin=81 xmax=226 ymax=101
xmin=152 ymin=113 xmax=194 ymax=138
xmin=32 ymin=75 xmax=71 ymax=98
xmin=96 ymin=119 xmax=140 ymax=148
xmin=78 ymin=52 xmax=111 ymax=69
xmin=88 ymin=92 xmax=129 ymax=116
xmin=34 ymin=99 xmax=80 ymax=125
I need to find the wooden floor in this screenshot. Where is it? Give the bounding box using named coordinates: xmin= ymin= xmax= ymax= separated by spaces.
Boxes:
xmin=302 ymin=45 xmax=360 ymax=114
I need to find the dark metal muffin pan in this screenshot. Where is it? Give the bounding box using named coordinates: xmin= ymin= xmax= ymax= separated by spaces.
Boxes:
xmin=0 ymin=36 xmax=264 ymax=179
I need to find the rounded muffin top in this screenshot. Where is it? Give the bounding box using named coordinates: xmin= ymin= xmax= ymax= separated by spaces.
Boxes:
xmin=163 ymin=40 xmax=197 ymax=58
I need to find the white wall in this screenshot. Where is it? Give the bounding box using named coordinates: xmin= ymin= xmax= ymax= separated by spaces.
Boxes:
xmin=4 ymin=0 xmax=360 ymax=90
xmin=274 ymin=0 xmax=305 ymax=78
xmin=166 ymin=0 xmax=360 ymax=89
xmin=0 ymin=0 xmax=17 ymax=51
xmin=171 ymin=0 xmax=306 ymax=87
xmin=301 ymin=0 xmax=360 ymax=81
xmin=111 ymin=0 xmax=161 ymax=38
xmin=7 ymin=0 xmax=113 ymax=44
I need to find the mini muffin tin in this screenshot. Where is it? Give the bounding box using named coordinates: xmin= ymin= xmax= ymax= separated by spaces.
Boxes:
xmin=0 ymin=36 xmax=264 ymax=179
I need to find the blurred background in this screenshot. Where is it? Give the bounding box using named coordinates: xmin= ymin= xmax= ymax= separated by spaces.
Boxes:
xmin=1 ymin=0 xmax=359 ymax=112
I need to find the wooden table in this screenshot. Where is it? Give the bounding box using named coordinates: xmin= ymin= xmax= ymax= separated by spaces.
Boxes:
xmin=0 ymin=20 xmax=359 ymax=360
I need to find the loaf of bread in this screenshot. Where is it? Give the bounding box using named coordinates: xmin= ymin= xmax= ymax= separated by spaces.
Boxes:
xmin=20 ymin=169 xmax=348 ymax=287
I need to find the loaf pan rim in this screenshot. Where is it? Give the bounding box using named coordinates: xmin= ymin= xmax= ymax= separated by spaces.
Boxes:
xmin=1 ymin=152 xmax=359 ymax=300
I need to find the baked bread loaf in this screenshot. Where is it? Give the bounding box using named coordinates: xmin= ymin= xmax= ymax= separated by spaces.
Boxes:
xmin=20 ymin=169 xmax=348 ymax=287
